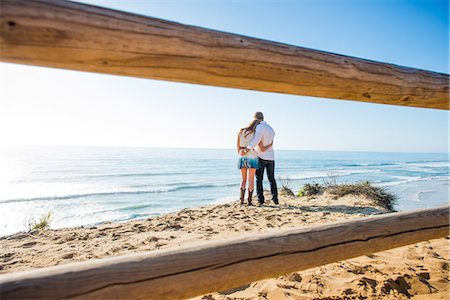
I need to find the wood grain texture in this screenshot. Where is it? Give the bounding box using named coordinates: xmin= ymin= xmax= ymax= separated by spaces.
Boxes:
xmin=1 ymin=205 xmax=448 ymax=300
xmin=0 ymin=0 xmax=448 ymax=109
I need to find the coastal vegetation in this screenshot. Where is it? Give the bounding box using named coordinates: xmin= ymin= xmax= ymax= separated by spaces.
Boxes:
xmin=297 ymin=180 xmax=397 ymax=211
xmin=28 ymin=212 xmax=52 ymax=232
xmin=279 ymin=176 xmax=295 ymax=196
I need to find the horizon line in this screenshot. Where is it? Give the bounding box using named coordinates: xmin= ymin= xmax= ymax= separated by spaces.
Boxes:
xmin=0 ymin=144 xmax=448 ymax=155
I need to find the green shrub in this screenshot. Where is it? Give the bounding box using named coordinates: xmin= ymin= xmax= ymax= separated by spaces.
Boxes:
xmin=301 ymin=183 xmax=323 ymax=196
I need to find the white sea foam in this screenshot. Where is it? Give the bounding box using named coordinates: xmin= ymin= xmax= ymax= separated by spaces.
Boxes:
xmin=279 ymin=169 xmax=375 ymax=180
xmin=214 ymin=196 xmax=237 ymax=204
xmin=378 ymin=175 xmax=449 ymax=187
xmin=405 ymin=161 xmax=449 ymax=169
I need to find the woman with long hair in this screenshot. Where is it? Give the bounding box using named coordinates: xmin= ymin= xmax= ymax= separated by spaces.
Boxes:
xmin=237 ymin=119 xmax=272 ymax=205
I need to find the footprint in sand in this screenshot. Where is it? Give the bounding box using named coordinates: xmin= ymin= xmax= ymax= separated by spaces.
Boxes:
xmin=0 ymin=253 xmax=14 ymax=262
xmin=111 ymin=233 xmax=121 ymax=241
xmin=134 ymin=225 xmax=147 ymax=232
xmin=276 ymin=282 xmax=297 ymax=290
xmin=155 ymin=242 xmax=168 ymax=248
xmin=21 ymin=241 xmax=37 ymax=248
xmin=61 ymin=253 xmax=75 ymax=259
xmin=145 ymin=236 xmax=159 ymax=243
xmin=122 ymin=244 xmax=137 ymax=250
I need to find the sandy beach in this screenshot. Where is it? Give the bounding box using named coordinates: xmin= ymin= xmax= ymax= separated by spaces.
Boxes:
xmin=1 ymin=191 xmax=448 ymax=299
xmin=1 ymin=0 xmax=448 ymax=299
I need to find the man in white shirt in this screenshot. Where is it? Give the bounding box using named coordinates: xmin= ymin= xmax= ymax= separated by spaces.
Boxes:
xmin=245 ymin=112 xmax=278 ymax=205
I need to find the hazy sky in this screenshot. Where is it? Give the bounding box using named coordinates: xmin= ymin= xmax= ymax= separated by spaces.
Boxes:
xmin=0 ymin=0 xmax=448 ymax=153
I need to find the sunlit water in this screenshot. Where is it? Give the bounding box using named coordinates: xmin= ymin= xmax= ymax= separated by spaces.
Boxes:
xmin=0 ymin=146 xmax=448 ymax=236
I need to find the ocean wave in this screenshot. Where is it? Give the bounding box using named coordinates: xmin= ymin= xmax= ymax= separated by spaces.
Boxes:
xmin=11 ymin=171 xmax=190 ymax=183
xmin=342 ymin=160 xmax=448 ymax=168
xmin=378 ymin=175 xmax=449 ymax=187
xmin=343 ymin=162 xmax=397 ymax=167
xmin=117 ymin=203 xmax=160 ymax=211
xmin=0 ymin=182 xmax=240 ymax=203
xmin=404 ymin=160 xmax=448 ymax=165
xmin=0 ymin=190 xmax=169 ymax=203
xmin=403 ymin=161 xmax=449 ymax=168
xmin=82 ymin=172 xmax=189 ymax=179
xmin=104 ymin=212 xmax=163 ymax=224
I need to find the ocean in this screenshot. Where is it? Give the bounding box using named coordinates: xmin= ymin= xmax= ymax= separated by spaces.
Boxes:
xmin=0 ymin=146 xmax=448 ymax=236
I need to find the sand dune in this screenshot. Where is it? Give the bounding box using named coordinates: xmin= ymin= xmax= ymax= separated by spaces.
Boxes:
xmin=1 ymin=191 xmax=448 ymax=299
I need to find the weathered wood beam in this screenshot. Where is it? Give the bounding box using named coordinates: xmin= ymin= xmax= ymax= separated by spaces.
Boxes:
xmin=0 ymin=0 xmax=448 ymax=109
xmin=1 ymin=205 xmax=448 ymax=299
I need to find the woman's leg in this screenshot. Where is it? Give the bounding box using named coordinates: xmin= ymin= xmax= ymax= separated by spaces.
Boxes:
xmin=248 ymin=168 xmax=256 ymax=192
xmin=240 ymin=168 xmax=248 ymax=189
xmin=247 ymin=168 xmax=256 ymax=205
xmin=240 ymin=168 xmax=248 ymax=204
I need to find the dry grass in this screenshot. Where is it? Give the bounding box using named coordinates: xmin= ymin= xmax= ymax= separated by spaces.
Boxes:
xmin=327 ymin=181 xmax=397 ymax=211
xmin=28 ymin=212 xmax=52 ymax=231
xmin=297 ymin=181 xmax=397 ymax=211
xmin=279 ymin=176 xmax=295 ymax=196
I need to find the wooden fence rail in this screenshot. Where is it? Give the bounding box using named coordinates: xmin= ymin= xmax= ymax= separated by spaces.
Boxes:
xmin=0 ymin=1 xmax=449 ymax=299
xmin=1 ymin=205 xmax=448 ymax=299
xmin=0 ymin=0 xmax=448 ymax=109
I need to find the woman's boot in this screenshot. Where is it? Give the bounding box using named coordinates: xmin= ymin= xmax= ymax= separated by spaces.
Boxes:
xmin=247 ymin=190 xmax=253 ymax=206
xmin=240 ymin=188 xmax=246 ymax=204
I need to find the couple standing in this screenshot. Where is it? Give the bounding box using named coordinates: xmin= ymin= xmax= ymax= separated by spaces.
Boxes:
xmin=237 ymin=112 xmax=278 ymax=206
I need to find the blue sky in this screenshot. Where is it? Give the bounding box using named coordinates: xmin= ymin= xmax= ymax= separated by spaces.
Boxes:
xmin=0 ymin=0 xmax=448 ymax=153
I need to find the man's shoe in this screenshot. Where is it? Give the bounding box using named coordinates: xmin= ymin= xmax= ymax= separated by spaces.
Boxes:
xmin=273 ymin=199 xmax=279 ymax=205
xmin=258 ymin=199 xmax=265 ymax=205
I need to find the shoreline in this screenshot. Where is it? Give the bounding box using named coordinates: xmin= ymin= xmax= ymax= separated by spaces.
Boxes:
xmin=1 ymin=192 xmax=448 ymax=299
xmin=1 ymin=176 xmax=448 ymax=238
xmin=1 ymin=147 xmax=447 ymax=237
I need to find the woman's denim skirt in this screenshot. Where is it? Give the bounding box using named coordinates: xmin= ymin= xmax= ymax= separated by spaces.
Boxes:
xmin=238 ymin=156 xmax=259 ymax=169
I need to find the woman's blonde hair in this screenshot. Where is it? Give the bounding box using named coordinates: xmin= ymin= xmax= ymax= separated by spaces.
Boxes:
xmin=240 ymin=119 xmax=260 ymax=137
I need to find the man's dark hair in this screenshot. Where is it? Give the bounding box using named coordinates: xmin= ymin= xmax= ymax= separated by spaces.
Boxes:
xmin=254 ymin=112 xmax=264 ymax=121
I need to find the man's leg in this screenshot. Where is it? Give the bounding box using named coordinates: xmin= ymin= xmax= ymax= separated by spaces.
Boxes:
xmin=266 ymin=160 xmax=278 ymax=204
xmin=256 ymin=158 xmax=266 ymax=204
